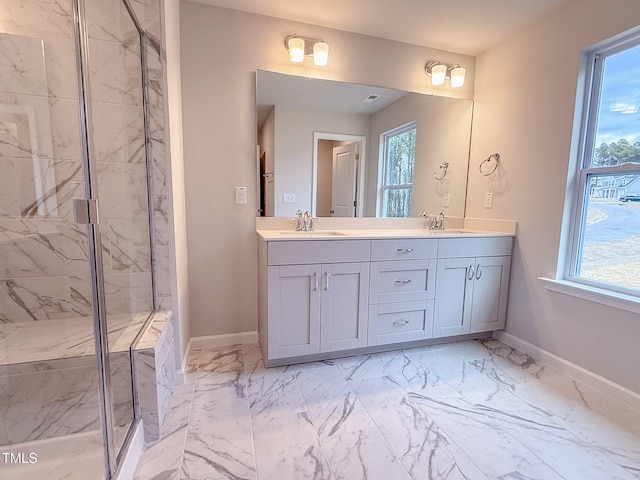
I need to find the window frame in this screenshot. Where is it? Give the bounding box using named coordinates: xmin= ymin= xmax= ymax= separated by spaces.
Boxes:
xmin=563 ymin=32 xmax=640 ymax=298
xmin=377 ymin=121 xmax=417 ymax=218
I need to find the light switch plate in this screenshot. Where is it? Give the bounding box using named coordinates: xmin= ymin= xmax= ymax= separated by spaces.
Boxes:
xmin=283 ymin=193 xmax=296 ymax=203
xmin=235 ymin=186 xmax=247 ymax=205
xmin=484 ymin=192 xmax=494 ymax=208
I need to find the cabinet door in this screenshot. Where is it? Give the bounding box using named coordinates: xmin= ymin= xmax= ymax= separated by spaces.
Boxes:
xmin=433 ymin=257 xmax=474 ymax=337
xmin=320 ymin=262 xmax=369 ymax=352
xmin=268 ymin=265 xmax=321 ymax=359
xmin=470 ymin=256 xmax=511 ymax=333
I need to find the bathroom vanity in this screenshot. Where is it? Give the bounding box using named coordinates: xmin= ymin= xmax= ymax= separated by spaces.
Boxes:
xmin=257 ymin=227 xmax=513 ymax=367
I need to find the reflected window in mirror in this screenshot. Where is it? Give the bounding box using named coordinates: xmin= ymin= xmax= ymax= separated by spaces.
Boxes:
xmin=379 ymin=122 xmax=416 ymax=217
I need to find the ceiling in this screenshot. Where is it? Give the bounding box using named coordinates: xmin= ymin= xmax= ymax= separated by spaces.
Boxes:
xmin=187 ymin=0 xmax=571 ymax=56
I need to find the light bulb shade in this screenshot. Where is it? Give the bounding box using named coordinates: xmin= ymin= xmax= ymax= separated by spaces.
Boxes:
xmin=431 ymin=63 xmax=446 ymax=86
xmin=313 ymin=41 xmax=329 ymax=66
xmin=288 ymin=37 xmax=305 ymax=63
xmin=450 ymin=66 xmax=466 ymax=88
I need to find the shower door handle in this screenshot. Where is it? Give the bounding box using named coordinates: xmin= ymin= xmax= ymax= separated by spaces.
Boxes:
xmin=73 ymin=199 xmax=100 ymax=225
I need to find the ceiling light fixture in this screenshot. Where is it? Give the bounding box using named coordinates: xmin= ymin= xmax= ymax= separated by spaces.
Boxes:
xmin=285 ymin=35 xmax=329 ymax=66
xmin=425 ymin=61 xmax=466 ymax=88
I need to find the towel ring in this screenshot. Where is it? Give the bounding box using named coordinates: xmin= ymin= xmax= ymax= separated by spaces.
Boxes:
xmin=433 ymin=161 xmax=449 ymax=181
xmin=479 ymin=153 xmax=500 ymax=176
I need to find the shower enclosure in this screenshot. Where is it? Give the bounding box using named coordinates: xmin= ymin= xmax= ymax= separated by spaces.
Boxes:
xmin=0 ymin=0 xmax=168 ymax=478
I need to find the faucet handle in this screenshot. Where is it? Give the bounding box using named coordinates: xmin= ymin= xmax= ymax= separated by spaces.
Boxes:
xmin=418 ymin=211 xmax=427 ymax=217
xmin=296 ymin=210 xmax=303 ymax=217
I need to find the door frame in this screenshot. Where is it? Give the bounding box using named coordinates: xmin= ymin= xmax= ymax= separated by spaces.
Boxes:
xmin=312 ymin=132 xmax=367 ymax=217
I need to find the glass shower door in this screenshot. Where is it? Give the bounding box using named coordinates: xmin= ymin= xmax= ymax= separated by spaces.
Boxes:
xmin=0 ymin=0 xmax=107 ymax=478
xmin=83 ymin=0 xmax=153 ymax=459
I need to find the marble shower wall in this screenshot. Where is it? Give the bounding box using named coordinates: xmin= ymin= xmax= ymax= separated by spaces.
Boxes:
xmin=0 ymin=0 xmax=171 ymax=326
xmin=0 ymin=1 xmax=91 ymax=324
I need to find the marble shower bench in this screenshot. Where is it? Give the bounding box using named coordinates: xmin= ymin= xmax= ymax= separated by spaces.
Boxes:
xmin=0 ymin=311 xmax=177 ymax=446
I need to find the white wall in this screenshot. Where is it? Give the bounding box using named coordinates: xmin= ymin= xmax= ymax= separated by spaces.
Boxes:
xmin=274 ymin=107 xmax=370 ymax=217
xmin=163 ymin=0 xmax=190 ymax=364
xmin=180 ymin=3 xmax=474 ymax=337
xmin=468 ymin=0 xmax=640 ymax=393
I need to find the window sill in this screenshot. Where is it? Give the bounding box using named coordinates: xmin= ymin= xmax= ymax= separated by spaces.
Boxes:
xmin=539 ymin=277 xmax=640 ymax=315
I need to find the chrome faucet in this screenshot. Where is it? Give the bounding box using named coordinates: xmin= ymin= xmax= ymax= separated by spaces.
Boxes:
xmin=303 ymin=211 xmax=314 ymax=231
xmin=425 ymin=211 xmax=446 ymax=230
xmin=294 ymin=210 xmax=314 ymax=231
xmin=295 ymin=210 xmax=305 ymax=231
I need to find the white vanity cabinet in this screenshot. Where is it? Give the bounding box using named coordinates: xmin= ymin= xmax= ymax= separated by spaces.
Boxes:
xmin=368 ymin=239 xmax=438 ymax=345
xmin=258 ymin=230 xmax=514 ymax=366
xmin=261 ymin=240 xmax=371 ymax=361
xmin=433 ymin=237 xmax=512 ymax=338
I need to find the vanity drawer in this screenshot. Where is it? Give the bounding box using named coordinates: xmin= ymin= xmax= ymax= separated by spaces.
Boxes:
xmin=369 ymin=260 xmax=436 ymax=304
xmin=370 ymin=238 xmax=438 ymax=261
xmin=368 ymin=300 xmax=434 ymax=345
xmin=268 ymin=240 xmax=371 ymax=265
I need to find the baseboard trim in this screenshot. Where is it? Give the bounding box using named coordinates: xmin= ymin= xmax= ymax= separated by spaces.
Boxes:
xmin=493 ymin=331 xmax=640 ymax=412
xmin=190 ymin=331 xmax=259 ymax=350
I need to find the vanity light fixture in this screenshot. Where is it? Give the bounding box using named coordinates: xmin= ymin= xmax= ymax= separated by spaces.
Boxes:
xmin=287 ymin=37 xmax=305 ymax=63
xmin=285 ymin=35 xmax=329 ymax=66
xmin=425 ymin=61 xmax=466 ymax=88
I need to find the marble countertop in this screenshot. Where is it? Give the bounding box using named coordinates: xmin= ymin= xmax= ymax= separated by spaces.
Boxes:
xmin=257 ymin=228 xmax=515 ymax=241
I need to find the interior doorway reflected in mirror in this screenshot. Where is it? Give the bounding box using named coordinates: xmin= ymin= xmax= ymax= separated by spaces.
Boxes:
xmin=313 ymin=133 xmax=366 ymax=217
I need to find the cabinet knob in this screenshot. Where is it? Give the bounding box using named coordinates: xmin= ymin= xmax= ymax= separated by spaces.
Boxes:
xmin=397 ymin=248 xmax=414 ymax=253
xmin=392 ymin=319 xmax=410 ymax=326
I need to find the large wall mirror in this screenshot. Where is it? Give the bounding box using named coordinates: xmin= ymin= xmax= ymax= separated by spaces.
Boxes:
xmin=256 ymin=70 xmax=473 ymax=218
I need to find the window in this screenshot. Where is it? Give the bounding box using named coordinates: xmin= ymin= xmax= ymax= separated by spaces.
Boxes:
xmin=379 ymin=122 xmax=416 ymax=217
xmin=566 ymin=33 xmax=640 ymax=296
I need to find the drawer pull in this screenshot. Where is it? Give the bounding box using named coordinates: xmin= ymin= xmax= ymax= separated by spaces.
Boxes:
xmin=313 ymin=272 xmax=319 ymax=291
xmin=468 ymin=264 xmax=475 ymax=281
xmin=393 ymin=319 xmax=410 ymax=326
xmin=397 ymin=248 xmax=414 ymax=253
xmin=395 ymin=279 xmax=412 ymax=285
xmin=476 ymin=264 xmax=482 ymax=280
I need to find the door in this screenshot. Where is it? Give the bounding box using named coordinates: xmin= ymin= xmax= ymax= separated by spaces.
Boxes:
xmin=433 ymin=257 xmax=474 ymax=337
xmin=470 ymin=256 xmax=511 ymax=333
xmin=331 ymin=142 xmax=358 ymax=217
xmin=320 ymin=262 xmax=369 ymax=351
xmin=268 ymin=265 xmax=321 ymax=358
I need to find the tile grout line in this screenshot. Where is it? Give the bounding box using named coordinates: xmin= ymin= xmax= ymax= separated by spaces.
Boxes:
xmin=241 ymin=347 xmax=260 ymax=480
xmin=292 ymin=365 xmax=339 ymax=480
xmin=175 ymin=348 xmax=200 ymax=480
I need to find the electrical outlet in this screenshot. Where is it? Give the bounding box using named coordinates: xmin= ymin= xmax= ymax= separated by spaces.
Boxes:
xmin=484 ymin=192 xmax=494 ymax=208
xmin=283 ymin=193 xmax=296 ymax=203
xmin=443 ymin=194 xmax=450 ymax=207
xmin=234 ymin=186 xmax=247 ymax=205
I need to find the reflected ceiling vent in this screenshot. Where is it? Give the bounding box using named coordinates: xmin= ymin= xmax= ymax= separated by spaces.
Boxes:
xmin=361 ymin=93 xmax=381 ymax=103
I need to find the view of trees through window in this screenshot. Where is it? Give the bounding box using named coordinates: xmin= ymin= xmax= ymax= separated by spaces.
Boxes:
xmin=575 ymin=41 xmax=640 ymax=293
xmin=382 ymin=125 xmax=416 ymax=217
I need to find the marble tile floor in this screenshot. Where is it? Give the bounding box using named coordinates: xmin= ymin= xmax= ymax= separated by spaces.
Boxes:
xmin=133 ymin=339 xmax=640 ymax=480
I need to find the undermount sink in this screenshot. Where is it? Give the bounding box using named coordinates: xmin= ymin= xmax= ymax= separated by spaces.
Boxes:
xmin=425 ymin=229 xmax=467 ymax=235
xmin=279 ymin=230 xmax=347 ymax=236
